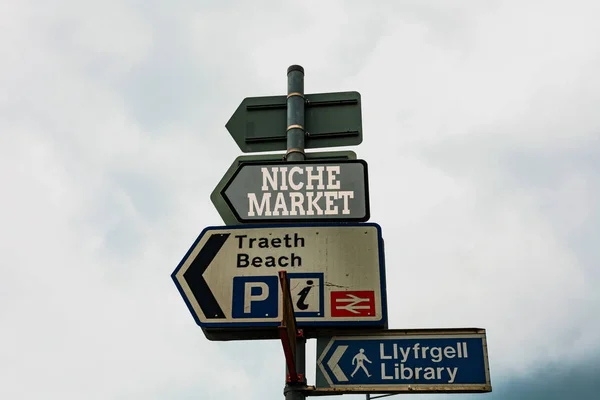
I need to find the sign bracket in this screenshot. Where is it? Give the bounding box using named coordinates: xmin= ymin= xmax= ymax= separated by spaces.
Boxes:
xmin=278 ymin=271 xmax=305 ymax=384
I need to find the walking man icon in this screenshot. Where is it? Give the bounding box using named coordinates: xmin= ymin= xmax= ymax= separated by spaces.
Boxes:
xmin=350 ymin=348 xmax=372 ymax=378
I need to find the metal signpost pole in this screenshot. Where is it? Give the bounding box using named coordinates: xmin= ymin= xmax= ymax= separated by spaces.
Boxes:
xmin=284 ymin=64 xmax=307 ymax=400
xmin=286 ymin=65 xmax=306 ymax=163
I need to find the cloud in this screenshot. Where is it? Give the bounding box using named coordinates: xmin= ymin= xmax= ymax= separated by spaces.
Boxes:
xmin=0 ymin=115 xmax=255 ymax=399
xmin=1 ymin=1 xmax=599 ymax=399
xmin=494 ymin=352 xmax=600 ymax=400
xmin=347 ymin=0 xmax=600 ymax=381
xmin=425 ymin=352 xmax=600 ymax=400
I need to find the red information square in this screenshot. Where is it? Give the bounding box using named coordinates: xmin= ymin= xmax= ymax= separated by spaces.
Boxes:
xmin=330 ymin=291 xmax=375 ymax=317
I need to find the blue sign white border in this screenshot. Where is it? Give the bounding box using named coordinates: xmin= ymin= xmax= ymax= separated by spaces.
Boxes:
xmin=316 ymin=328 xmax=491 ymax=394
xmin=171 ymin=222 xmax=388 ymax=330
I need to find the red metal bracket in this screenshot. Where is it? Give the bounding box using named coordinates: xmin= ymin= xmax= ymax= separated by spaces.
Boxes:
xmin=278 ymin=271 xmax=301 ymax=383
xmin=286 ymin=373 xmax=305 ymax=384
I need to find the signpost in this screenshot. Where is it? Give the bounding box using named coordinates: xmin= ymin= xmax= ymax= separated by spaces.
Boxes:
xmin=170 ymin=65 xmax=492 ymax=399
xmin=171 ymin=223 xmax=387 ymax=340
xmin=211 ymin=151 xmax=358 ymax=225
xmin=315 ymin=329 xmax=491 ymax=394
xmin=226 ymin=91 xmax=362 ymax=153
xmin=220 ymin=159 xmax=369 ymax=223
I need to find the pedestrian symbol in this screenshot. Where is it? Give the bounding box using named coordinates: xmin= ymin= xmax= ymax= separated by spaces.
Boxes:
xmin=351 ymin=349 xmax=372 ymax=378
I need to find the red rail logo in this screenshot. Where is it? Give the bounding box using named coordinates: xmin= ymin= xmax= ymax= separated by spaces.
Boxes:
xmin=330 ymin=291 xmax=375 ymax=317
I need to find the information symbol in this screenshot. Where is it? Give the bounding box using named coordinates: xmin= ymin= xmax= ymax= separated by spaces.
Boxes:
xmin=296 ymin=280 xmax=314 ymax=310
xmin=288 ymin=273 xmax=323 ymax=317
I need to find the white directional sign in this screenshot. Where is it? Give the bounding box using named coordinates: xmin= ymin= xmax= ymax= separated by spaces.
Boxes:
xmin=171 ymin=223 xmax=387 ymax=339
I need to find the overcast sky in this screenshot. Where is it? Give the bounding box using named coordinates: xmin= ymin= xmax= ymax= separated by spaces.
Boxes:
xmin=2 ymin=1 xmax=599 ymax=399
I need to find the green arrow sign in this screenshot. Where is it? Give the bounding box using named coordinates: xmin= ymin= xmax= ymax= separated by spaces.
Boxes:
xmin=226 ymin=91 xmax=362 ymax=153
xmin=211 ymin=151 xmax=357 ymax=225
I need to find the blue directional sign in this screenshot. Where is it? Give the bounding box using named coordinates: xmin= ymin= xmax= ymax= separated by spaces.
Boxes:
xmin=316 ymin=329 xmax=491 ymax=394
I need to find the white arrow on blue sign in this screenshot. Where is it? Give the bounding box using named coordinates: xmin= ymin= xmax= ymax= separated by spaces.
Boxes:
xmin=315 ymin=328 xmax=491 ymax=394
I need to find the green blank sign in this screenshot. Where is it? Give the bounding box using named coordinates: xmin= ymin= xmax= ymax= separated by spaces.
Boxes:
xmin=226 ymin=92 xmax=363 ymax=152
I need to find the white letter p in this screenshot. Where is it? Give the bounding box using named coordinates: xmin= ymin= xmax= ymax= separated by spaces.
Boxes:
xmin=244 ymin=282 xmax=269 ymax=313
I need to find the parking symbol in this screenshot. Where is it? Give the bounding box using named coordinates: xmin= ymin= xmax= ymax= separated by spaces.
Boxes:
xmin=232 ymin=276 xmax=278 ymax=318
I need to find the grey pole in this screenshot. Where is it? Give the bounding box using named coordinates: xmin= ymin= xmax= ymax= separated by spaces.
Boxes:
xmin=283 ymin=64 xmax=307 ymax=400
xmin=285 ymin=65 xmax=306 ymax=162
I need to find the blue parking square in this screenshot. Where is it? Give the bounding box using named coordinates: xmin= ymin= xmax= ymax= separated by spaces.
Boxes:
xmin=232 ymin=276 xmax=279 ymax=319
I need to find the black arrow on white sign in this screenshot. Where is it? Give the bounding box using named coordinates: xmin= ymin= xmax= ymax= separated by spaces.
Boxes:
xmin=182 ymin=233 xmax=230 ymax=319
